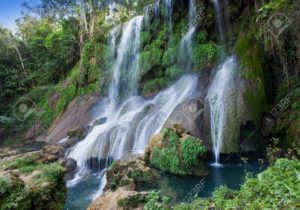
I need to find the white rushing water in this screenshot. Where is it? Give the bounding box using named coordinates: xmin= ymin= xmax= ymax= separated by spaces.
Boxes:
xmin=67 ymin=12 xmax=198 ymax=187
xmin=207 ymin=57 xmax=237 ymax=165
xmin=178 ymin=0 xmax=196 ymax=71
xmin=212 ymin=0 xmax=225 ymax=44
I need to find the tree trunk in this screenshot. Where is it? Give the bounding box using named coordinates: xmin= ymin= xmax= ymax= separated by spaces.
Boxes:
xmin=12 ymin=45 xmax=28 ymax=78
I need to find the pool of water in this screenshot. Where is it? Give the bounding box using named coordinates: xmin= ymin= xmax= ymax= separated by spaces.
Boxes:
xmin=64 ymin=173 xmax=103 ymax=210
xmin=64 ymin=162 xmax=263 ymax=209
xmin=140 ymin=162 xmax=263 ymax=204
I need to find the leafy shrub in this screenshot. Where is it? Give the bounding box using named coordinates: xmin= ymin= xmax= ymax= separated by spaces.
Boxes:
xmin=150 ymin=128 xmax=206 ymax=175
xmin=181 ymin=136 xmax=206 ymax=169
xmin=139 ymin=46 xmax=163 ymax=75
xmin=162 ymin=46 xmax=178 ymax=67
xmin=144 ymin=191 xmax=170 ymax=210
xmin=192 ymin=42 xmax=220 ymax=68
xmin=165 ymin=65 xmax=182 ymax=79
xmin=142 ymin=77 xmax=169 ymax=96
xmin=174 ymin=158 xmax=300 ymax=209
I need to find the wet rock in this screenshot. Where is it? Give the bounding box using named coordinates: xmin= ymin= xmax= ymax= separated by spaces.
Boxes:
xmin=0 ymin=145 xmax=67 ymax=210
xmin=92 ymin=117 xmax=107 ymax=127
xmin=163 ymin=98 xmax=212 ymax=150
xmin=0 ymin=148 xmax=20 ymax=159
xmin=25 ymin=120 xmax=44 ymax=140
xmin=88 ymin=187 xmax=148 ymax=210
xmin=59 ymin=137 xmax=80 ymax=148
xmin=59 ymin=158 xmax=77 ymax=172
xmin=40 ymin=144 xmax=65 ymax=163
xmin=42 ymin=93 xmax=99 ymax=143
xmin=145 ymin=125 xmax=208 ymax=176
xmin=66 ymin=126 xmax=87 ymax=138
xmin=105 ymin=155 xmax=157 ymax=192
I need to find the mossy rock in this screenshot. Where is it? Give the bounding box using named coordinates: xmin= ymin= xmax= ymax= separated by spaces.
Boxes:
xmin=66 ymin=126 xmax=86 ymax=138
xmin=0 ymin=145 xmax=67 ymax=210
xmin=105 ymin=156 xmax=157 ymax=192
xmin=146 ymin=125 xmax=207 ymax=175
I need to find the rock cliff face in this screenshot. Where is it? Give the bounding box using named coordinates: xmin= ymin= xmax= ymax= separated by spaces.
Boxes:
xmin=164 ymin=65 xmax=266 ymax=154
xmin=0 ymin=145 xmax=74 ymax=210
xmin=42 ymin=94 xmax=99 ymax=143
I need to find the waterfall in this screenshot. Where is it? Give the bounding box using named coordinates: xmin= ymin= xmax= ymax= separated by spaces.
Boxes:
xmin=206 ymin=0 xmax=235 ymax=165
xmin=178 ymin=0 xmax=196 ymax=71
xmin=212 ymin=0 xmax=225 ymax=44
xmin=67 ymin=13 xmax=198 ymax=188
xmin=108 ymin=16 xmax=143 ymax=104
xmin=207 ymin=57 xmax=236 ymax=165
xmin=164 ymin=0 xmax=173 ymax=32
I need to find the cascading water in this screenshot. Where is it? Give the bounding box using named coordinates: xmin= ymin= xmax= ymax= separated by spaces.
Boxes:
xmin=108 ymin=16 xmax=143 ymax=103
xmin=67 ymin=12 xmax=198 ymax=193
xmin=207 ymin=0 xmax=235 ymax=165
xmin=164 ymin=0 xmax=173 ymax=32
xmin=212 ymin=0 xmax=225 ymax=44
xmin=178 ymin=0 xmax=196 ymax=71
xmin=207 ymin=57 xmax=236 ymax=165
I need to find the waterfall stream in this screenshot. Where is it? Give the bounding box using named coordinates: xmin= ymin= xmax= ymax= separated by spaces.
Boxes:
xmin=178 ymin=0 xmax=196 ymax=71
xmin=207 ymin=57 xmax=237 ymax=165
xmin=67 ymin=12 xmax=198 ymax=192
xmin=66 ymin=0 xmax=237 ymax=201
xmin=208 ymin=0 xmax=236 ymax=165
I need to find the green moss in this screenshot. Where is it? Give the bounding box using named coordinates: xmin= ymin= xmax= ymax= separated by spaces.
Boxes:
xmin=139 ymin=45 xmax=163 ymax=76
xmin=32 ymin=163 xmax=65 ymax=184
xmin=141 ymin=31 xmax=153 ymax=47
xmin=162 ymin=46 xmax=178 ymax=67
xmin=117 ymin=194 xmax=147 ymax=209
xmin=165 ymin=65 xmax=182 ymax=79
xmin=196 ymin=31 xmax=208 ymax=44
xmin=150 ymin=128 xmax=206 ymax=175
xmin=192 ymin=42 xmax=220 ymax=68
xmin=142 ymin=77 xmax=170 ymax=96
xmin=6 ymin=156 xmax=39 ymax=171
xmin=235 ymin=33 xmax=265 ymax=80
xmin=243 ymin=82 xmax=266 ymax=122
xmin=0 ymin=185 xmax=31 ymax=210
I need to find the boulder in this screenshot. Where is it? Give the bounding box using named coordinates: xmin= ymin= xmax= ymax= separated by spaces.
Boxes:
xmin=88 ymin=187 xmax=148 ymax=210
xmin=42 ymin=93 xmax=99 ymax=143
xmin=163 ymin=98 xmax=212 ymax=149
xmin=59 ymin=158 xmax=77 ymax=173
xmin=145 ymin=125 xmax=208 ymax=176
xmin=0 ymin=145 xmax=67 ymax=210
xmin=66 ymin=126 xmax=87 ymax=138
xmin=105 ymin=155 xmax=157 ymax=192
xmin=24 ymin=120 xmax=44 ymax=140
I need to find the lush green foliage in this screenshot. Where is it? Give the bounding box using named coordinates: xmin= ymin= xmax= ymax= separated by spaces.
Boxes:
xmin=192 ymin=42 xmax=220 ymax=68
xmin=144 ymin=191 xmax=170 ymax=210
xmin=174 ymin=158 xmax=300 ymax=210
xmin=150 ymin=128 xmax=206 ymax=175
